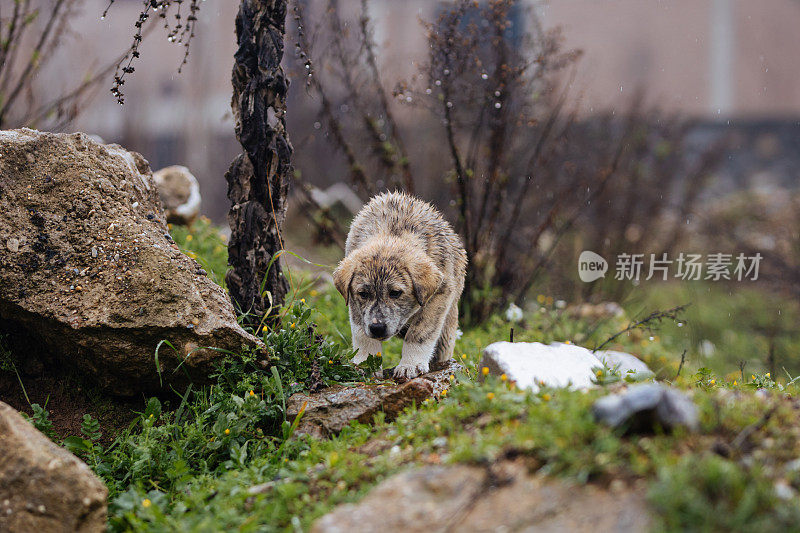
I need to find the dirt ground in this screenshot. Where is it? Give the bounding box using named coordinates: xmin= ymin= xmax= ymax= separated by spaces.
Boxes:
xmin=0 ymin=370 xmax=143 ymax=445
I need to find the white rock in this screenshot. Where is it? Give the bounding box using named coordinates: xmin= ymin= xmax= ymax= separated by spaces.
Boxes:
xmin=152 ymin=165 xmax=201 ymax=224
xmin=309 ymin=183 xmax=363 ymax=215
xmin=596 ymin=350 xmax=654 ymax=378
xmin=480 ymin=341 xmax=598 ymax=391
xmin=480 ymin=341 xmax=651 ymax=392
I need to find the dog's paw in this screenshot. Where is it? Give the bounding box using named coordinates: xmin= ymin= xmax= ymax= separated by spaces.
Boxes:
xmin=392 ymin=362 xmax=429 ymax=382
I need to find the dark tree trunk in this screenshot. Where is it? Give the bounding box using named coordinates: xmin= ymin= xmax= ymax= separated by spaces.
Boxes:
xmin=226 ymin=0 xmax=292 ymax=322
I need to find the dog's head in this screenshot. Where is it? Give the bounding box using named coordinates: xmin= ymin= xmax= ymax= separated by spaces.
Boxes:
xmin=332 ymin=240 xmax=443 ymax=340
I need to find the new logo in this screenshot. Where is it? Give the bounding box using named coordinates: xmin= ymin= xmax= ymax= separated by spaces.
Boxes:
xmin=578 ymin=250 xmax=608 ymax=282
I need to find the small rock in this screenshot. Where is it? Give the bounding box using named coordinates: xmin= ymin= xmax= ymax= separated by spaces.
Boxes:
xmin=6 ymin=238 xmax=19 ymax=252
xmin=596 ymin=350 xmax=654 ymax=379
xmin=152 ymin=165 xmax=201 ymax=225
xmin=592 ymin=383 xmax=699 ymax=432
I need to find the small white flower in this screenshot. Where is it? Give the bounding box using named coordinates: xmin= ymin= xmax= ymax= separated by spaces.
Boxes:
xmin=505 ymin=303 xmax=523 ymax=323
xmin=555 ymin=299 xmax=567 ymax=309
xmin=455 ymin=328 xmax=463 ymax=339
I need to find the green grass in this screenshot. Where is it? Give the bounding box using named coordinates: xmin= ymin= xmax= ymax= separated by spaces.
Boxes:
xmin=15 ymin=221 xmax=800 ymax=532
xmin=624 ymin=282 xmax=800 ymax=379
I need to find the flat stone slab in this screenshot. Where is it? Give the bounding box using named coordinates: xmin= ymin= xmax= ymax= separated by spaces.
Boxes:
xmin=480 ymin=341 xmax=652 ymax=392
xmin=312 ymin=463 xmax=651 ymax=533
xmin=287 ymin=360 xmax=462 ymax=438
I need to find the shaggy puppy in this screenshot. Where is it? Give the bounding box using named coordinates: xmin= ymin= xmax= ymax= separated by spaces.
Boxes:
xmin=333 ymin=192 xmax=467 ymax=380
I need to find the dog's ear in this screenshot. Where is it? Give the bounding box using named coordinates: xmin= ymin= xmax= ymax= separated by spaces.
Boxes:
xmin=407 ymin=256 xmax=444 ymax=306
xmin=333 ymin=255 xmax=357 ymax=305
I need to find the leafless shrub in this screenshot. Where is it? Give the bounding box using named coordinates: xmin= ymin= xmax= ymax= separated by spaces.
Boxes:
xmin=289 ymin=0 xmax=720 ymax=324
xmin=103 ymin=0 xmax=202 ymax=104
xmin=0 ymin=0 xmax=111 ymax=129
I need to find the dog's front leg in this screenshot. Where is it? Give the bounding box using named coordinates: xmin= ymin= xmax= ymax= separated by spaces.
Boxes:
xmin=351 ymin=319 xmax=382 ymax=364
xmin=393 ymin=340 xmax=436 ymax=380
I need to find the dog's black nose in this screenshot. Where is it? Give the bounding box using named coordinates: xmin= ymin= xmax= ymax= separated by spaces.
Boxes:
xmin=369 ymin=322 xmax=388 ymax=338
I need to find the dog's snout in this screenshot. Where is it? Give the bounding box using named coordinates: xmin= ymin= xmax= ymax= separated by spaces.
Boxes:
xmin=368 ymin=322 xmax=388 ymax=338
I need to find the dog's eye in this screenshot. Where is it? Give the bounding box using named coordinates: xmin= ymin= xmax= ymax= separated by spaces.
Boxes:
xmin=357 ymin=290 xmax=370 ymax=299
xmin=389 ymin=289 xmax=402 ymax=299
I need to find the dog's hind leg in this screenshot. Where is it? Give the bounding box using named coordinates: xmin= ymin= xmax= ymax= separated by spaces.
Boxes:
xmin=433 ymin=301 xmax=459 ymax=364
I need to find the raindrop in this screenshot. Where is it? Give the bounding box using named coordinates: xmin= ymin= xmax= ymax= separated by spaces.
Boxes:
xmin=649 ymin=336 xmax=655 ymax=341
xmin=405 ymin=96 xmax=413 ymax=103
xmin=481 ymin=73 xmax=488 ymax=80
xmin=677 ymin=322 xmax=684 ymax=327
xmin=446 ymin=101 xmax=453 ymax=108
xmin=425 ymin=88 xmax=432 ymax=94
xmin=443 ymin=69 xmax=450 ymax=75
xmin=494 ymin=90 xmax=501 ymax=97
xmin=313 ymin=121 xmax=321 ymax=130
xmin=435 ymin=80 xmax=442 ymax=86
xmin=494 ymin=102 xmax=501 ymax=109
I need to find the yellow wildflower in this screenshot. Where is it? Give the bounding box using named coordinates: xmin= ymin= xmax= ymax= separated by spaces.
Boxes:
xmin=733 ymin=380 xmax=738 ymax=386
xmin=536 ymin=294 xmax=546 ymax=304
xmin=486 ymin=392 xmax=495 ymax=400
xmin=481 ymin=367 xmax=490 ymax=376
xmin=376 ymin=351 xmax=382 ymax=357
xmin=290 ymin=322 xmax=296 ymax=329
xmin=500 ymin=374 xmax=508 ymax=381
xmin=300 ymin=298 xmax=306 ymax=304
xmin=249 ymin=390 xmax=255 ymax=397
xmin=224 ymin=428 xmax=230 ymax=435
xmin=142 ymin=499 xmax=152 ymax=508
xmin=185 ymin=234 xmax=193 ymax=242
xmin=542 ymin=393 xmax=551 ymax=402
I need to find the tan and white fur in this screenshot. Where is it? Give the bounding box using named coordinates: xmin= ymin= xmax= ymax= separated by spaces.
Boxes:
xmin=333 ymin=192 xmax=467 ymax=380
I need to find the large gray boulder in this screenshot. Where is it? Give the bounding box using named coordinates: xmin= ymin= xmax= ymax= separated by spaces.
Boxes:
xmin=0 ymin=129 xmax=261 ymax=395
xmin=0 ymin=402 xmax=107 ymax=533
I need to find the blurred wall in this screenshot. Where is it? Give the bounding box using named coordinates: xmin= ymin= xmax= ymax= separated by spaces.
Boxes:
xmin=26 ymin=0 xmax=800 ymax=222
